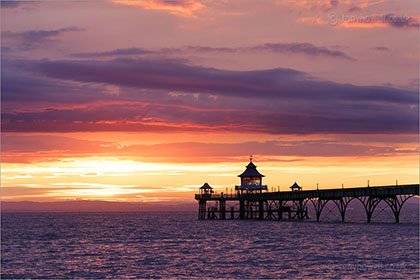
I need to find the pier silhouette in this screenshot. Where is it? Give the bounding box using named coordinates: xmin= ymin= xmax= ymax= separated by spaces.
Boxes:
xmin=195 ymin=159 xmax=419 ymax=223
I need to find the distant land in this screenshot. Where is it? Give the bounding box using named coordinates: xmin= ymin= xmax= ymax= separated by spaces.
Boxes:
xmin=1 ymin=200 xmax=197 ymax=212
xmin=2 ymin=198 xmax=418 ymax=213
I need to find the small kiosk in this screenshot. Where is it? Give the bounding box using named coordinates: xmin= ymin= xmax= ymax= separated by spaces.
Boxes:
xmin=290 ymin=182 xmax=302 ymax=192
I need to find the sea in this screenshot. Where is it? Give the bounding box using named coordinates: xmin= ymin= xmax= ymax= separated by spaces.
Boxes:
xmin=1 ymin=209 xmax=419 ymax=279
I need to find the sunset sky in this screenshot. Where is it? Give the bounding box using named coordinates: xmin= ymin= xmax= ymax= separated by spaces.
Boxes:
xmin=1 ymin=0 xmax=419 ymax=204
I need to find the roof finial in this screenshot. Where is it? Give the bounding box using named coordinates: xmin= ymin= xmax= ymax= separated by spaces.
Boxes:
xmin=250 ymin=155 xmax=253 ymax=162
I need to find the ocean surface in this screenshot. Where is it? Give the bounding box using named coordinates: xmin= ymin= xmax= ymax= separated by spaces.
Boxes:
xmin=2 ymin=210 xmax=419 ymax=279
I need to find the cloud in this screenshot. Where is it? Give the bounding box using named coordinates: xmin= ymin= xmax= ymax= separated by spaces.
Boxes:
xmin=384 ymin=14 xmax=419 ymax=28
xmin=2 ymin=27 xmax=84 ymax=51
xmin=2 ymin=135 xmax=418 ymax=165
xmin=170 ymin=43 xmax=355 ymax=60
xmin=2 ymin=57 xmax=417 ymax=135
xmin=340 ymin=14 xmax=419 ymax=29
xmin=110 ymin=0 xmax=205 ymax=18
xmin=1 ymin=66 xmax=120 ymax=112
xmin=14 ymin=57 xmax=417 ymax=104
xmin=2 ymin=100 xmax=418 ymax=135
xmin=71 ymin=42 xmax=354 ymax=60
xmin=300 ymin=13 xmax=419 ymax=29
xmin=1 ymin=46 xmax=13 ymax=53
xmin=374 ymin=46 xmax=389 ymax=51
xmin=282 ymin=0 xmax=383 ymax=12
xmin=121 ymin=140 xmax=419 ymax=158
xmin=71 ymin=47 xmax=153 ymax=58
xmin=1 ymin=1 xmax=22 ymax=8
xmin=249 ymin=43 xmax=354 ymax=60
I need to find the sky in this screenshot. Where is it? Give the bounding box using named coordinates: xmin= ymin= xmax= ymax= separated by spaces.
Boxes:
xmin=1 ymin=0 xmax=419 ymax=205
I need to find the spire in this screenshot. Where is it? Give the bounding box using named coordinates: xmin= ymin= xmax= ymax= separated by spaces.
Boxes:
xmin=200 ymin=182 xmax=213 ymax=189
xmin=238 ymin=158 xmax=264 ymax=177
xmin=290 ymin=182 xmax=302 ymax=191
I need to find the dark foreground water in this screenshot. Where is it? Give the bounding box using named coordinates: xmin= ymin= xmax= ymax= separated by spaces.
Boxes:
xmin=2 ymin=211 xmax=419 ymax=279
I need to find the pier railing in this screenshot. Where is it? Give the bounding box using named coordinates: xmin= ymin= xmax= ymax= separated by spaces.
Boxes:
xmin=195 ymin=184 xmax=419 ymax=201
xmin=195 ymin=193 xmax=239 ymax=200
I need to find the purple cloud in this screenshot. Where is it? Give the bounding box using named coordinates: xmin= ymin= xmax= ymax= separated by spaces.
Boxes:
xmin=71 ymin=42 xmax=354 ymax=60
xmin=1 ymin=1 xmax=22 ymax=8
xmin=384 ymin=14 xmax=419 ymax=29
xmin=71 ymin=47 xmax=153 ymax=58
xmin=374 ymin=46 xmax=389 ymax=51
xmin=249 ymin=43 xmax=355 ymax=61
xmin=2 ymin=100 xmax=418 ymax=135
xmin=1 ymin=66 xmax=119 ymax=112
xmin=3 ymin=27 xmax=84 ymax=50
xmin=14 ymin=57 xmax=416 ymax=104
xmin=2 ymin=57 xmax=418 ymax=135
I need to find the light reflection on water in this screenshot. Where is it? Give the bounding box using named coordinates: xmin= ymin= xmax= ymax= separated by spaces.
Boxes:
xmin=1 ymin=211 xmax=419 ymax=279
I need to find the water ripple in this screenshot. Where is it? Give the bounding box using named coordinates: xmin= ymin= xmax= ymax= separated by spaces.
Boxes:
xmin=1 ymin=212 xmax=419 ymax=279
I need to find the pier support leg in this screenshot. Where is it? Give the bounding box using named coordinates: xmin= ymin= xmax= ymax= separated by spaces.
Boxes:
xmin=295 ymin=199 xmax=308 ymax=220
xmin=278 ymin=200 xmax=283 ymax=220
xmin=333 ymin=197 xmax=353 ymax=222
xmin=259 ymin=201 xmax=264 ymax=220
xmin=310 ymin=199 xmax=328 ymax=222
xmin=299 ymin=200 xmax=303 ymax=220
xmin=384 ymin=195 xmax=414 ymax=223
xmin=230 ymin=207 xmax=234 ymax=219
xmin=198 ymin=200 xmax=206 ymax=220
xmin=239 ymin=200 xmax=245 ymax=220
xmin=358 ymin=196 xmax=381 ymax=223
xmin=220 ymin=200 xmax=226 ymax=220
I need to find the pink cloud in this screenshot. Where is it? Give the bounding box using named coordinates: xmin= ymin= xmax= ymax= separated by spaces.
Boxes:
xmin=2 ymin=134 xmax=418 ymax=164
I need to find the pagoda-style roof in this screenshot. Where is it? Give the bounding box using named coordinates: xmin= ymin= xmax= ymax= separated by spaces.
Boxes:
xmin=290 ymin=182 xmax=302 ymax=190
xmin=200 ymin=182 xmax=213 ymax=190
xmin=238 ymin=161 xmax=265 ymax=177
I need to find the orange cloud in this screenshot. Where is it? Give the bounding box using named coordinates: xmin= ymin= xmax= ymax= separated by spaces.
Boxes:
xmin=298 ymin=17 xmax=328 ymax=25
xmin=340 ymin=14 xmax=419 ymax=29
xmin=339 ymin=21 xmax=388 ymax=29
xmin=110 ymin=0 xmax=205 ymax=18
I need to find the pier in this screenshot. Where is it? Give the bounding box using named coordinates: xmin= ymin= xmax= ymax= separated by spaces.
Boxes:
xmin=195 ymin=159 xmax=419 ymax=223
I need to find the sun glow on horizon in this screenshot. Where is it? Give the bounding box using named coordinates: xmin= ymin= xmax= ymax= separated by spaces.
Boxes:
xmin=2 ymin=153 xmax=418 ymax=202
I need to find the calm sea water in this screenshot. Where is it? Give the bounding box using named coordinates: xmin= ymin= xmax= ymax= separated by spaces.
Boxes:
xmin=2 ymin=211 xmax=419 ymax=279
